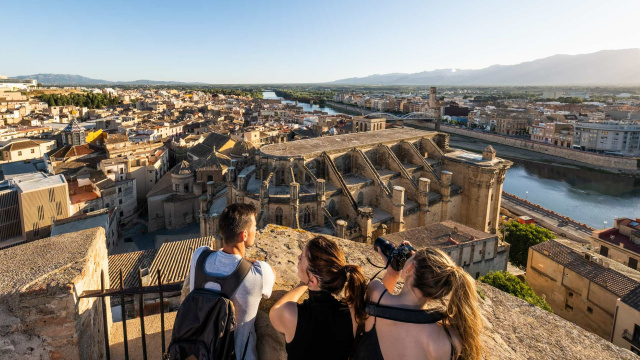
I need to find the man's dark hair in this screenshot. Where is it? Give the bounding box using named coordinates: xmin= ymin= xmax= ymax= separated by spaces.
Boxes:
xmin=218 ymin=203 xmax=257 ymax=245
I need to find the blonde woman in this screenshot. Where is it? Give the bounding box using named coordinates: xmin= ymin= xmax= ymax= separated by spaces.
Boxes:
xmin=354 ymin=245 xmax=483 ymax=360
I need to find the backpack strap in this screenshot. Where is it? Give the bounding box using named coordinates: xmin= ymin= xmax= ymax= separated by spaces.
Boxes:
xmin=218 ymin=258 xmax=253 ymax=298
xmin=193 ymin=248 xmax=254 ymax=298
xmin=193 ymin=248 xmax=216 ymax=290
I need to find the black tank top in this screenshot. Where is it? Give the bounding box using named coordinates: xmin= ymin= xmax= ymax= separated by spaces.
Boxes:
xmin=353 ymin=290 xmax=457 ymax=360
xmin=285 ymin=290 xmax=354 ymax=360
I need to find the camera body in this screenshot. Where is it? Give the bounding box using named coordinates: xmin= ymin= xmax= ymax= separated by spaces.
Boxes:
xmin=373 ymin=237 xmax=415 ymax=271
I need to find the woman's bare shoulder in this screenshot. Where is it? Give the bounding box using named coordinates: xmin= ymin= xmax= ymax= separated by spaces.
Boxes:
xmin=366 ymin=279 xmax=387 ymax=302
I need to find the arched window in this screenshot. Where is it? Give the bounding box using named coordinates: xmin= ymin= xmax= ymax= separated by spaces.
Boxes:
xmin=184 ymin=184 xmax=189 ymax=193
xmin=303 ymin=206 xmax=311 ymax=226
xmin=357 ymin=192 xmax=364 ymax=206
xmin=275 ymin=207 xmax=283 ymax=225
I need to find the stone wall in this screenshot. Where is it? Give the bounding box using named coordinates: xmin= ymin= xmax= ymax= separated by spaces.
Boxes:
xmin=407 ymin=121 xmax=639 ymax=170
xmin=249 ymin=224 xmax=638 ymax=360
xmin=0 ymin=227 xmax=110 ymax=360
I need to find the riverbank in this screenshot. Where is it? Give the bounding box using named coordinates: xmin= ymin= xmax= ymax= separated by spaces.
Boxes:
xmin=406 ymin=120 xmax=640 ymax=176
xmin=448 ymin=133 xmax=592 ymax=170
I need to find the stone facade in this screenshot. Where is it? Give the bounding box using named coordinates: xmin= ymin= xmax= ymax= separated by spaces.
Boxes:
xmin=200 ymin=128 xmax=511 ymax=243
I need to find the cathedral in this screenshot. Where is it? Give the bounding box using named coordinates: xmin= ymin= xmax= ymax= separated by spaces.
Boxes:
xmin=199 ymin=128 xmax=512 ymax=244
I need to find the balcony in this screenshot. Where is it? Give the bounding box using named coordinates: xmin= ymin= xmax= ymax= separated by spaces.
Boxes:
xmin=622 ymin=329 xmax=640 ymax=349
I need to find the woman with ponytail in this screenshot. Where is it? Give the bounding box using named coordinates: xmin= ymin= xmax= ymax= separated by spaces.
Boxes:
xmin=269 ymin=236 xmax=368 ymax=360
xmin=354 ymin=244 xmax=483 ymax=360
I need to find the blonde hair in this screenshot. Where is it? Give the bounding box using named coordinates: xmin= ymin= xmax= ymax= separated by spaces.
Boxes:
xmin=412 ymin=248 xmax=483 ymax=360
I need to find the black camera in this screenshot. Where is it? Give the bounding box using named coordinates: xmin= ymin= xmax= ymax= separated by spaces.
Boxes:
xmin=374 ymin=237 xmax=415 ymax=271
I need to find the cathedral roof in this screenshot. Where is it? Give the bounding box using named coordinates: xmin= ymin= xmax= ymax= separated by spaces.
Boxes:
xmin=230 ymin=140 xmax=254 ymax=157
xmin=63 ymin=119 xmax=85 ymax=133
xmin=193 ymin=150 xmax=230 ymax=170
xmin=172 ymin=160 xmax=193 ymax=175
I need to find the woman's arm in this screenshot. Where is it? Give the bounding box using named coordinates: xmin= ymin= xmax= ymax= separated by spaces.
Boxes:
xmin=269 ymin=284 xmax=308 ymax=343
xmin=380 ymin=267 xmax=401 ymax=293
xmin=367 ymin=241 xmax=413 ymax=298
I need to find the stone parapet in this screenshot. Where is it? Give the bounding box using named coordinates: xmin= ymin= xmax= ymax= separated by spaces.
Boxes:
xmin=0 ymin=227 xmax=110 ymax=360
xmin=247 ymin=225 xmax=637 ymax=360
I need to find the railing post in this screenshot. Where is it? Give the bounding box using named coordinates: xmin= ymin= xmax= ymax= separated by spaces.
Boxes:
xmin=138 ymin=268 xmax=148 ymax=360
xmin=100 ymin=270 xmax=111 ymax=360
xmin=157 ymin=269 xmax=166 ymax=355
xmin=120 ymin=269 xmax=129 ymax=360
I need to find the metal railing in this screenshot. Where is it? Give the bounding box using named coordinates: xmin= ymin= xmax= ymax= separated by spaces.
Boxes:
xmin=79 ymin=269 xmax=182 ymax=360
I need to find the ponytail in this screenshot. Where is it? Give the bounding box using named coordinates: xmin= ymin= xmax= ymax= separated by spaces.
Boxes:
xmin=305 ymin=236 xmax=369 ymax=325
xmin=344 ymin=264 xmax=368 ymax=325
xmin=446 ymin=268 xmax=483 ymax=360
xmin=412 ymin=248 xmax=483 ymax=360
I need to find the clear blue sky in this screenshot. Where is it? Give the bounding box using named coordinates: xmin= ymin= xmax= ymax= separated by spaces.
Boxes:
xmin=3 ymin=0 xmax=639 ymax=84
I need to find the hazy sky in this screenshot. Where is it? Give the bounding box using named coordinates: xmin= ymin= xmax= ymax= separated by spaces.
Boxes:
xmin=3 ymin=0 xmax=639 ymax=83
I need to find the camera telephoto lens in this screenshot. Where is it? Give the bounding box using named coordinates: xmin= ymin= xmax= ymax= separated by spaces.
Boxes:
xmin=373 ymin=237 xmax=396 ymax=260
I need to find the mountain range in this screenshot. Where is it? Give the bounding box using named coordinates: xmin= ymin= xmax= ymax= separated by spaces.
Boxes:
xmin=13 ymin=74 xmax=205 ymax=86
xmin=330 ymin=49 xmax=640 ymax=86
xmin=14 ymin=49 xmax=640 ymax=86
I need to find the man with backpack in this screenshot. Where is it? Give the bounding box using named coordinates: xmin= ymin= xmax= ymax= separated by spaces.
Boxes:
xmin=171 ymin=203 xmax=275 ymax=360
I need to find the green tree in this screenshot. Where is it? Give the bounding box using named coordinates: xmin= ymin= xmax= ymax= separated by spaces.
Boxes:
xmin=479 ymin=271 xmax=552 ymax=312
xmin=502 ymin=221 xmax=555 ymax=268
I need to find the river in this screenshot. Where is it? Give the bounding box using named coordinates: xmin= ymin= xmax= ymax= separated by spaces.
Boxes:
xmin=262 ymin=91 xmax=342 ymax=115
xmin=262 ymin=91 xmax=640 ymax=229
xmin=502 ymin=159 xmax=640 ymax=229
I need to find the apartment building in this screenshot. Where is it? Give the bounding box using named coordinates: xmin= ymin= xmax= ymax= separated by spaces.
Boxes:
xmin=573 ymin=123 xmax=640 ymax=154
xmin=611 ymin=285 xmax=640 ymax=355
xmin=100 ymin=146 xmax=169 ymax=200
xmin=591 ymin=218 xmax=640 ymax=270
xmin=527 ymin=240 xmax=639 ymax=339
xmin=530 ymin=122 xmax=574 ymax=147
xmin=495 ymin=117 xmax=529 ymax=135
xmin=13 ymin=173 xmax=71 ymax=241
xmin=68 ymin=171 xmax=137 ymax=223
xmin=1 ymin=139 xmax=56 ymax=162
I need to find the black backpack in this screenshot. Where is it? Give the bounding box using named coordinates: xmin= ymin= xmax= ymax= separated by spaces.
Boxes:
xmin=167 ymin=249 xmax=253 ymax=360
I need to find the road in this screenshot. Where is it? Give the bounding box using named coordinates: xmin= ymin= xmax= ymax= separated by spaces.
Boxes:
xmin=501 ymin=192 xmax=592 ymax=243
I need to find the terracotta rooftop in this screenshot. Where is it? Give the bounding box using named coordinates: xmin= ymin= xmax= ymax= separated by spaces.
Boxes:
xmin=531 ymin=240 xmax=639 ymax=298
xmin=50 ymin=144 xmax=99 ymax=159
xmin=382 ymin=221 xmax=495 ymax=249
xmin=68 ymin=181 xmax=100 ymax=204
xmin=6 ymin=140 xmax=45 ymax=151
xmin=108 ymin=248 xmax=159 ymax=289
xmin=597 ymin=228 xmax=640 ymax=255
xmin=619 ymin=218 xmax=640 ymax=231
xmin=148 ymin=236 xmax=215 ymax=286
